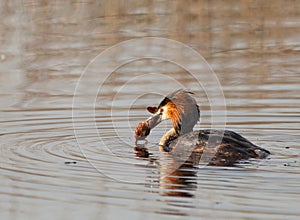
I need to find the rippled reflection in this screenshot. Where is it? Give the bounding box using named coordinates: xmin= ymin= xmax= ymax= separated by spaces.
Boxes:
xmin=135 ymin=144 xmax=197 ymax=197
xmin=134 ymin=143 xmax=198 ymax=217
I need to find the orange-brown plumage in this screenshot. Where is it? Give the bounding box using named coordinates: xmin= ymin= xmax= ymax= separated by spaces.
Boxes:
xmin=163 ymin=101 xmax=181 ymax=133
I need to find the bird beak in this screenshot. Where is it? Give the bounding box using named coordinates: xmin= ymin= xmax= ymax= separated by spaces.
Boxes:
xmin=146 ymin=112 xmax=162 ymax=129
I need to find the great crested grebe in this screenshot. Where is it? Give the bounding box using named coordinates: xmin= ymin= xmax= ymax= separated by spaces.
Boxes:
xmin=135 ymin=89 xmax=270 ymax=166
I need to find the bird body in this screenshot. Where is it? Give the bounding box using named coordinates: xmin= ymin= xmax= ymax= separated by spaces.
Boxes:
xmin=135 ymin=90 xmax=270 ymax=166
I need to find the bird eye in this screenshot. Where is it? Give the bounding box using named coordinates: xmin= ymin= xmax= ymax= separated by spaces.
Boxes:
xmin=160 ymin=108 xmax=164 ymax=113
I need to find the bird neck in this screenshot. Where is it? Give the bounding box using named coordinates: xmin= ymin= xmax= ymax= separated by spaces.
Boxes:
xmin=159 ymin=128 xmax=179 ymax=151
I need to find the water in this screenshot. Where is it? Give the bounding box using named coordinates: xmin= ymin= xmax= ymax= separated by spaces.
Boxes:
xmin=1 ymin=1 xmax=300 ymax=219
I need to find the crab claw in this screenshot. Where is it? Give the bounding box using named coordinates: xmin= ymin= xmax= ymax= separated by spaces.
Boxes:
xmin=135 ymin=122 xmax=151 ymax=140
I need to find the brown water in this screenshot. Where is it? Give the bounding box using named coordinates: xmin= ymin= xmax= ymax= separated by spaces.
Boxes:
xmin=1 ymin=1 xmax=300 ymax=219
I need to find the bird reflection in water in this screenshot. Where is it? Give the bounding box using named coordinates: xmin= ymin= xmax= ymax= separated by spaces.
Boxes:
xmin=134 ymin=143 xmax=199 ymax=198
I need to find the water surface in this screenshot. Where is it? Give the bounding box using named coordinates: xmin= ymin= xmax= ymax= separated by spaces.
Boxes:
xmin=0 ymin=1 xmax=300 ymax=220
